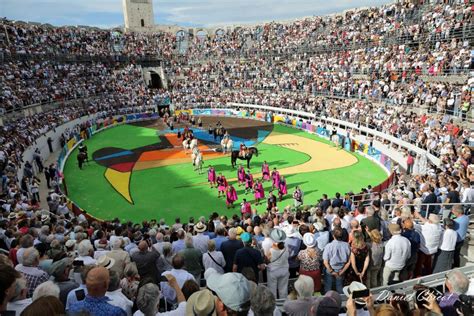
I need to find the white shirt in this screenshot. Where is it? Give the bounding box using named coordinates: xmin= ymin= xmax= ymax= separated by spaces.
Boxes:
xmin=261 ymin=237 xmax=273 ymax=254
xmin=440 ymin=229 xmax=457 ymax=251
xmin=383 ymin=234 xmax=411 ymax=270
xmin=416 ymin=223 xmax=442 ymax=255
xmin=202 ymin=251 xmax=226 ymax=274
xmin=106 ymin=289 xmax=133 ymax=316
xmin=7 ymin=298 xmax=32 ymax=316
xmin=160 ymin=269 xmax=195 ymax=302
xmin=75 ymin=256 xmax=97 ymax=266
xmin=355 ymin=214 xmax=367 ymax=223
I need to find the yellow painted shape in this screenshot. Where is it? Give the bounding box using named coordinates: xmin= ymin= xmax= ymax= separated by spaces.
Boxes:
xmin=104 ymin=168 xmax=133 ymax=204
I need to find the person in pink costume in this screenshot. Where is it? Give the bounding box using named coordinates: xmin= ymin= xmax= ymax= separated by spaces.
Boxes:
xmin=253 ymin=180 xmax=265 ymax=205
xmin=271 ymin=168 xmax=280 ymax=190
xmin=240 ymin=198 xmax=252 ymax=219
xmin=226 ymin=184 xmax=238 ymax=208
xmin=278 ymin=175 xmax=288 ymax=201
xmin=208 ymin=165 xmax=217 ymax=188
xmin=216 ymin=174 xmax=228 ymax=198
xmin=237 ymin=165 xmax=246 ymax=186
xmin=262 ymin=161 xmax=270 ymax=181
xmin=244 ymin=170 xmax=254 ymax=194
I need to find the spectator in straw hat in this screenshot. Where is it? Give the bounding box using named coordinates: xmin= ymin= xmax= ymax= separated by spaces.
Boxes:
xmin=383 ymin=223 xmax=411 ymax=286
xmin=186 ymin=289 xmax=217 ymax=316
xmin=193 ymin=222 xmax=210 ymax=254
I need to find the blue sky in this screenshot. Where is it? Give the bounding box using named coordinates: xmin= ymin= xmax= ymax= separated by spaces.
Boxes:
xmin=1 ymin=0 xmax=393 ymax=28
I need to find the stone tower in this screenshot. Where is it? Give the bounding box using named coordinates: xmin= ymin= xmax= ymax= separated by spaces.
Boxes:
xmin=122 ymin=0 xmax=155 ymax=32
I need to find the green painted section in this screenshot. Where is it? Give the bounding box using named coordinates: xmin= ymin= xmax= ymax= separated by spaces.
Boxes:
xmin=64 ymin=123 xmax=387 ymax=223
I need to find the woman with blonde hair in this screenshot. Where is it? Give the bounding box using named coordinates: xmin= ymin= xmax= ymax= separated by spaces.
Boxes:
xmin=367 ymin=229 xmax=384 ymax=288
xmin=346 ymin=230 xmax=369 ymax=285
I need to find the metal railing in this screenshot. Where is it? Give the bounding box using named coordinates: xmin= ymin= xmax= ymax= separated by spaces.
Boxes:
xmin=383 ymin=202 xmax=474 ymax=218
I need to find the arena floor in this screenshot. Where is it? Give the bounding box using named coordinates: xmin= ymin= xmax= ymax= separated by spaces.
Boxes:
xmin=63 ymin=116 xmax=388 ymax=222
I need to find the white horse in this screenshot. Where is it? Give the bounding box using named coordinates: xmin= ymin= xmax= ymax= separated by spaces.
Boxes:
xmin=220 ymin=138 xmax=233 ymax=154
xmin=183 ymin=138 xmax=198 ymax=154
xmin=193 ymin=152 xmax=204 ymax=174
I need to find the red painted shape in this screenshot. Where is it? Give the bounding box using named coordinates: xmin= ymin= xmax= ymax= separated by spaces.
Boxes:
xmin=110 ymin=162 xmax=135 ymax=173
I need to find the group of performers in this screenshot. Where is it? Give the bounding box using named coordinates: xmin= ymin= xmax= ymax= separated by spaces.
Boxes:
xmin=207 ymin=161 xmax=288 ymax=212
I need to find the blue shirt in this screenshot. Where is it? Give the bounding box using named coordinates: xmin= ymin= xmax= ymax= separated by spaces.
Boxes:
xmin=322 ymin=240 xmax=350 ymax=271
xmin=213 ymin=236 xmax=228 ymax=251
xmin=69 ymin=295 xmax=126 ymax=316
xmin=454 ymin=215 xmax=469 ymax=242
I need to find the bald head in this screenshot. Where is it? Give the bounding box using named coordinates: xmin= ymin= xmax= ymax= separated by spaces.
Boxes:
xmin=138 ymin=241 xmax=148 ymax=252
xmin=86 ymin=267 xmax=110 ymax=297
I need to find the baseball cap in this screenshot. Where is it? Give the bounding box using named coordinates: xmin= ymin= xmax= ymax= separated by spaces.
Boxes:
xmin=205 ymin=269 xmax=250 ymax=312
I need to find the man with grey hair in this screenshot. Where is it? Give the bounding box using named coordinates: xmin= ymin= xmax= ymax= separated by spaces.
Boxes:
xmin=75 ymin=239 xmax=96 ymax=266
xmin=31 ymin=280 xmax=60 ymax=301
xmin=50 ymin=257 xmax=78 ymax=305
xmin=15 ymin=247 xmax=49 ymax=298
xmin=179 ymin=236 xmax=203 ymax=284
xmin=16 ymin=234 xmax=34 ymax=265
xmin=414 ymin=212 xmax=441 ymax=276
xmin=135 ymin=275 xmax=184 ymax=316
xmin=221 ymin=227 xmax=243 ymax=273
xmin=108 ymin=238 xmax=131 ymax=278
xmin=439 ymin=269 xmax=470 ymax=316
xmin=249 ymin=285 xmax=278 ymax=316
xmin=106 ymin=270 xmax=133 ymax=316
xmin=284 ymin=275 xmax=317 ymax=315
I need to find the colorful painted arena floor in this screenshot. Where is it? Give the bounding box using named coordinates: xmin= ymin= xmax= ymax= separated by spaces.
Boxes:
xmin=63 ymin=116 xmax=388 ymax=222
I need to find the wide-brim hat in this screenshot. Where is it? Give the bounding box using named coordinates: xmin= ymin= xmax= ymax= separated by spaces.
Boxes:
xmin=343 ymin=281 xmax=367 ymax=305
xmin=269 ymin=228 xmax=286 ymax=243
xmin=8 ymin=212 xmax=17 ymax=220
xmin=194 ymin=222 xmax=207 ymax=233
xmin=186 ymin=289 xmax=217 ymax=316
xmin=97 ymin=255 xmax=115 ymax=270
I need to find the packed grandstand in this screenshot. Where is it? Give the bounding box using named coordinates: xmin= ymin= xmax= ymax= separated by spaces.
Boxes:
xmin=1 ymin=0 xmax=474 ymax=315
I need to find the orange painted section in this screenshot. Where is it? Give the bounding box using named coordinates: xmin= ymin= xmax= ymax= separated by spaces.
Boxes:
xmin=164 ymin=134 xmax=184 ymax=147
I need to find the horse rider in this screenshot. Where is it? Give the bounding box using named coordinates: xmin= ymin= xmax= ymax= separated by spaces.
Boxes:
xmin=239 ymin=143 xmax=248 ymax=158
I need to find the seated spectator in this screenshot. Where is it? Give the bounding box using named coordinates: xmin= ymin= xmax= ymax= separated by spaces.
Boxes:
xmin=185 ymin=289 xmax=217 ymax=316
xmin=32 ymin=281 xmax=60 ymax=301
xmin=0 ymin=264 xmax=22 ymax=314
xmin=135 ymin=274 xmax=184 ymax=316
xmin=439 ymin=269 xmax=470 ymax=316
xmin=249 ymin=285 xmax=279 ymax=316
xmin=50 ymin=257 xmax=78 ymax=306
xmin=310 ymin=291 xmax=341 ymax=316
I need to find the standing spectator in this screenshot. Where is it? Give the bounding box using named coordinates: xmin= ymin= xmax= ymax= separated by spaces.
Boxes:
xmin=452 ymin=206 xmax=469 ymax=268
xmin=284 ymin=226 xmax=302 ymax=278
xmin=172 ymin=229 xmax=186 ymax=254
xmin=160 ymin=254 xmax=195 ymax=304
xmin=414 ymin=213 xmax=442 ymax=277
xmin=130 ymin=241 xmax=160 ymax=284
xmin=106 ymin=270 xmax=133 ymax=316
xmin=75 ymin=240 xmax=97 ymax=266
xmin=107 ymin=239 xmax=131 ymax=278
xmin=179 ymin=236 xmax=203 ymax=285
xmin=15 ymin=247 xmax=49 ymax=298
xmin=401 ymin=218 xmax=421 ymax=280
xmin=297 ymin=233 xmax=322 ymax=292
xmin=233 ymin=232 xmax=265 ymax=282
xmin=203 ymin=239 xmax=226 ymax=274
xmin=0 ymin=264 xmax=21 ymax=314
xmin=192 ymin=222 xmax=210 ymax=254
xmin=69 ymin=267 xmax=126 ymax=316
xmin=433 ymin=218 xmax=458 ymax=273
xmin=221 ymin=228 xmax=243 ymax=273
xmin=265 ymin=229 xmax=289 ymax=299
xmin=383 ymin=224 xmax=411 ymax=286
xmin=323 ymin=227 xmax=351 ymax=294
xmin=366 ymin=229 xmax=384 ymax=289
xmin=213 ymin=226 xmax=228 ymax=251
xmin=21 ymin=296 xmax=64 ymax=316
xmin=346 ymin=231 xmax=370 ymax=285
xmin=50 ymin=257 xmax=78 ymax=306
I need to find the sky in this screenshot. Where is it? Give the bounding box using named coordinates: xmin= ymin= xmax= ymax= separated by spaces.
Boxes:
xmin=1 ymin=0 xmax=393 ymax=28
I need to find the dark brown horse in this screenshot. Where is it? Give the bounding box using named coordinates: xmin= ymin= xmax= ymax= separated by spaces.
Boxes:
xmin=231 ymin=147 xmax=259 ymax=169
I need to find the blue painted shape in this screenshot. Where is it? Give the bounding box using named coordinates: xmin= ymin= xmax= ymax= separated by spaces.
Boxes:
xmin=96 ymin=150 xmax=134 ymax=161
xmin=257 ymin=130 xmax=270 ymax=143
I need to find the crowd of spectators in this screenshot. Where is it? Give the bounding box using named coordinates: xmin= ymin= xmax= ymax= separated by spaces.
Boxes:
xmin=0 ymin=1 xmax=473 ymax=315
